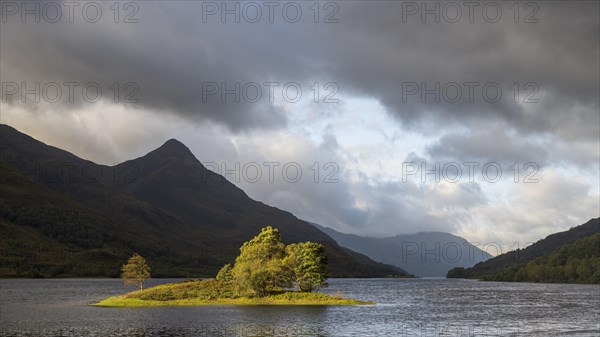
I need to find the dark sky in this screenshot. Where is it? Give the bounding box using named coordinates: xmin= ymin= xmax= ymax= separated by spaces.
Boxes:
xmin=1 ymin=1 xmax=598 ymax=248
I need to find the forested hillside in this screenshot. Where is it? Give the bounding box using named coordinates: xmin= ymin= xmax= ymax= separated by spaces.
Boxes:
xmin=0 ymin=124 xmax=408 ymax=278
xmin=447 ymin=218 xmax=600 ymax=284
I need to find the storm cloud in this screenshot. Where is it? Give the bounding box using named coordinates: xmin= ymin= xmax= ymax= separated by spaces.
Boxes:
xmin=1 ymin=0 xmax=598 ymax=246
xmin=2 ymin=1 xmax=598 ymax=136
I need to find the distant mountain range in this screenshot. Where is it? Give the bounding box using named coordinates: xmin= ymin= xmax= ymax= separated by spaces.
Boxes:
xmin=312 ymin=224 xmax=493 ymax=277
xmin=0 ymin=124 xmax=409 ymax=278
xmin=447 ymin=218 xmax=600 ymax=283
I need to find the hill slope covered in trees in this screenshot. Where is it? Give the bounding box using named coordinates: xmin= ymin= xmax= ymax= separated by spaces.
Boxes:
xmin=447 ymin=218 xmax=600 ymax=283
xmin=0 ymin=124 xmax=408 ymax=278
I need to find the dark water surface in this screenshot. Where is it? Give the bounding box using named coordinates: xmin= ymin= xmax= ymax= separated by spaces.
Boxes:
xmin=1 ymin=278 xmax=598 ymax=336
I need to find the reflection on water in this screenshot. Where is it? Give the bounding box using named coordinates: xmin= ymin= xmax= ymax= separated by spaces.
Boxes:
xmin=1 ymin=278 xmax=598 ymax=336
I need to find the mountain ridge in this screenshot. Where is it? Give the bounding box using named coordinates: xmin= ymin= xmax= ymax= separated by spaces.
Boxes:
xmin=313 ymin=223 xmax=493 ymax=277
xmin=0 ymin=124 xmax=409 ymax=278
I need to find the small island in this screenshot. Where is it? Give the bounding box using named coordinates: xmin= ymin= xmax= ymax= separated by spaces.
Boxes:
xmin=94 ymin=227 xmax=373 ymax=306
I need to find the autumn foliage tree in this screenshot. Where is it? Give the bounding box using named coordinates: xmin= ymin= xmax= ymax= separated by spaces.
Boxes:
xmin=121 ymin=253 xmax=151 ymax=291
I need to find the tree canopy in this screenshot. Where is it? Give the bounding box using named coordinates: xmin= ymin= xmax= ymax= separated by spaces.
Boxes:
xmin=121 ymin=253 xmax=151 ymax=291
xmin=283 ymin=242 xmax=328 ymax=292
xmin=227 ymin=226 xmax=327 ymax=296
xmin=216 ymin=263 xmax=233 ymax=282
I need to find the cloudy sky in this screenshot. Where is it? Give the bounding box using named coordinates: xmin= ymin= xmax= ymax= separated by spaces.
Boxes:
xmin=1 ymin=1 xmax=598 ymax=252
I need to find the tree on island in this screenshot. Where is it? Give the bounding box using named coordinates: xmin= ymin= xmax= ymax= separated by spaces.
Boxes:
xmin=283 ymin=242 xmax=328 ymax=292
xmin=221 ymin=226 xmax=328 ymax=297
xmin=94 ymin=228 xmax=366 ymax=307
xmin=216 ymin=263 xmax=233 ymax=282
xmin=121 ymin=253 xmax=151 ymax=291
xmin=230 ymin=226 xmax=287 ymax=296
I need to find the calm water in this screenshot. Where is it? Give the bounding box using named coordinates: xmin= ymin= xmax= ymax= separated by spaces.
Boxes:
xmin=0 ymin=278 xmax=598 ymax=336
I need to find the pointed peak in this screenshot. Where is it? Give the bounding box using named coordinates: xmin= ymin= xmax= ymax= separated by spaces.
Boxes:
xmin=151 ymin=138 xmax=197 ymax=161
xmin=162 ymin=138 xmax=187 ymax=149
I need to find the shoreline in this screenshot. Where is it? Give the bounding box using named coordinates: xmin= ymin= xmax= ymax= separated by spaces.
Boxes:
xmin=92 ymin=280 xmax=374 ymax=307
xmin=93 ymin=294 xmax=374 ymax=307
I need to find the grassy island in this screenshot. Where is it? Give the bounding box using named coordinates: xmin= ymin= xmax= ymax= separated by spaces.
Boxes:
xmin=94 ymin=279 xmax=372 ymax=306
xmin=95 ymin=226 xmax=374 ymax=307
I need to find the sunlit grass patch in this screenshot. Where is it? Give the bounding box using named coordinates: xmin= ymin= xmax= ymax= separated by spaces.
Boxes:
xmin=93 ymin=279 xmax=372 ymax=307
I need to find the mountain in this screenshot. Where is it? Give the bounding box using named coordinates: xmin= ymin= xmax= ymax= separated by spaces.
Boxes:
xmin=447 ymin=218 xmax=600 ymax=283
xmin=0 ymin=124 xmax=409 ymax=278
xmin=313 ymin=223 xmax=493 ymax=277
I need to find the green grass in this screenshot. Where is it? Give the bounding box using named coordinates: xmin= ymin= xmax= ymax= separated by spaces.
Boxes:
xmin=93 ymin=279 xmax=373 ymax=307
